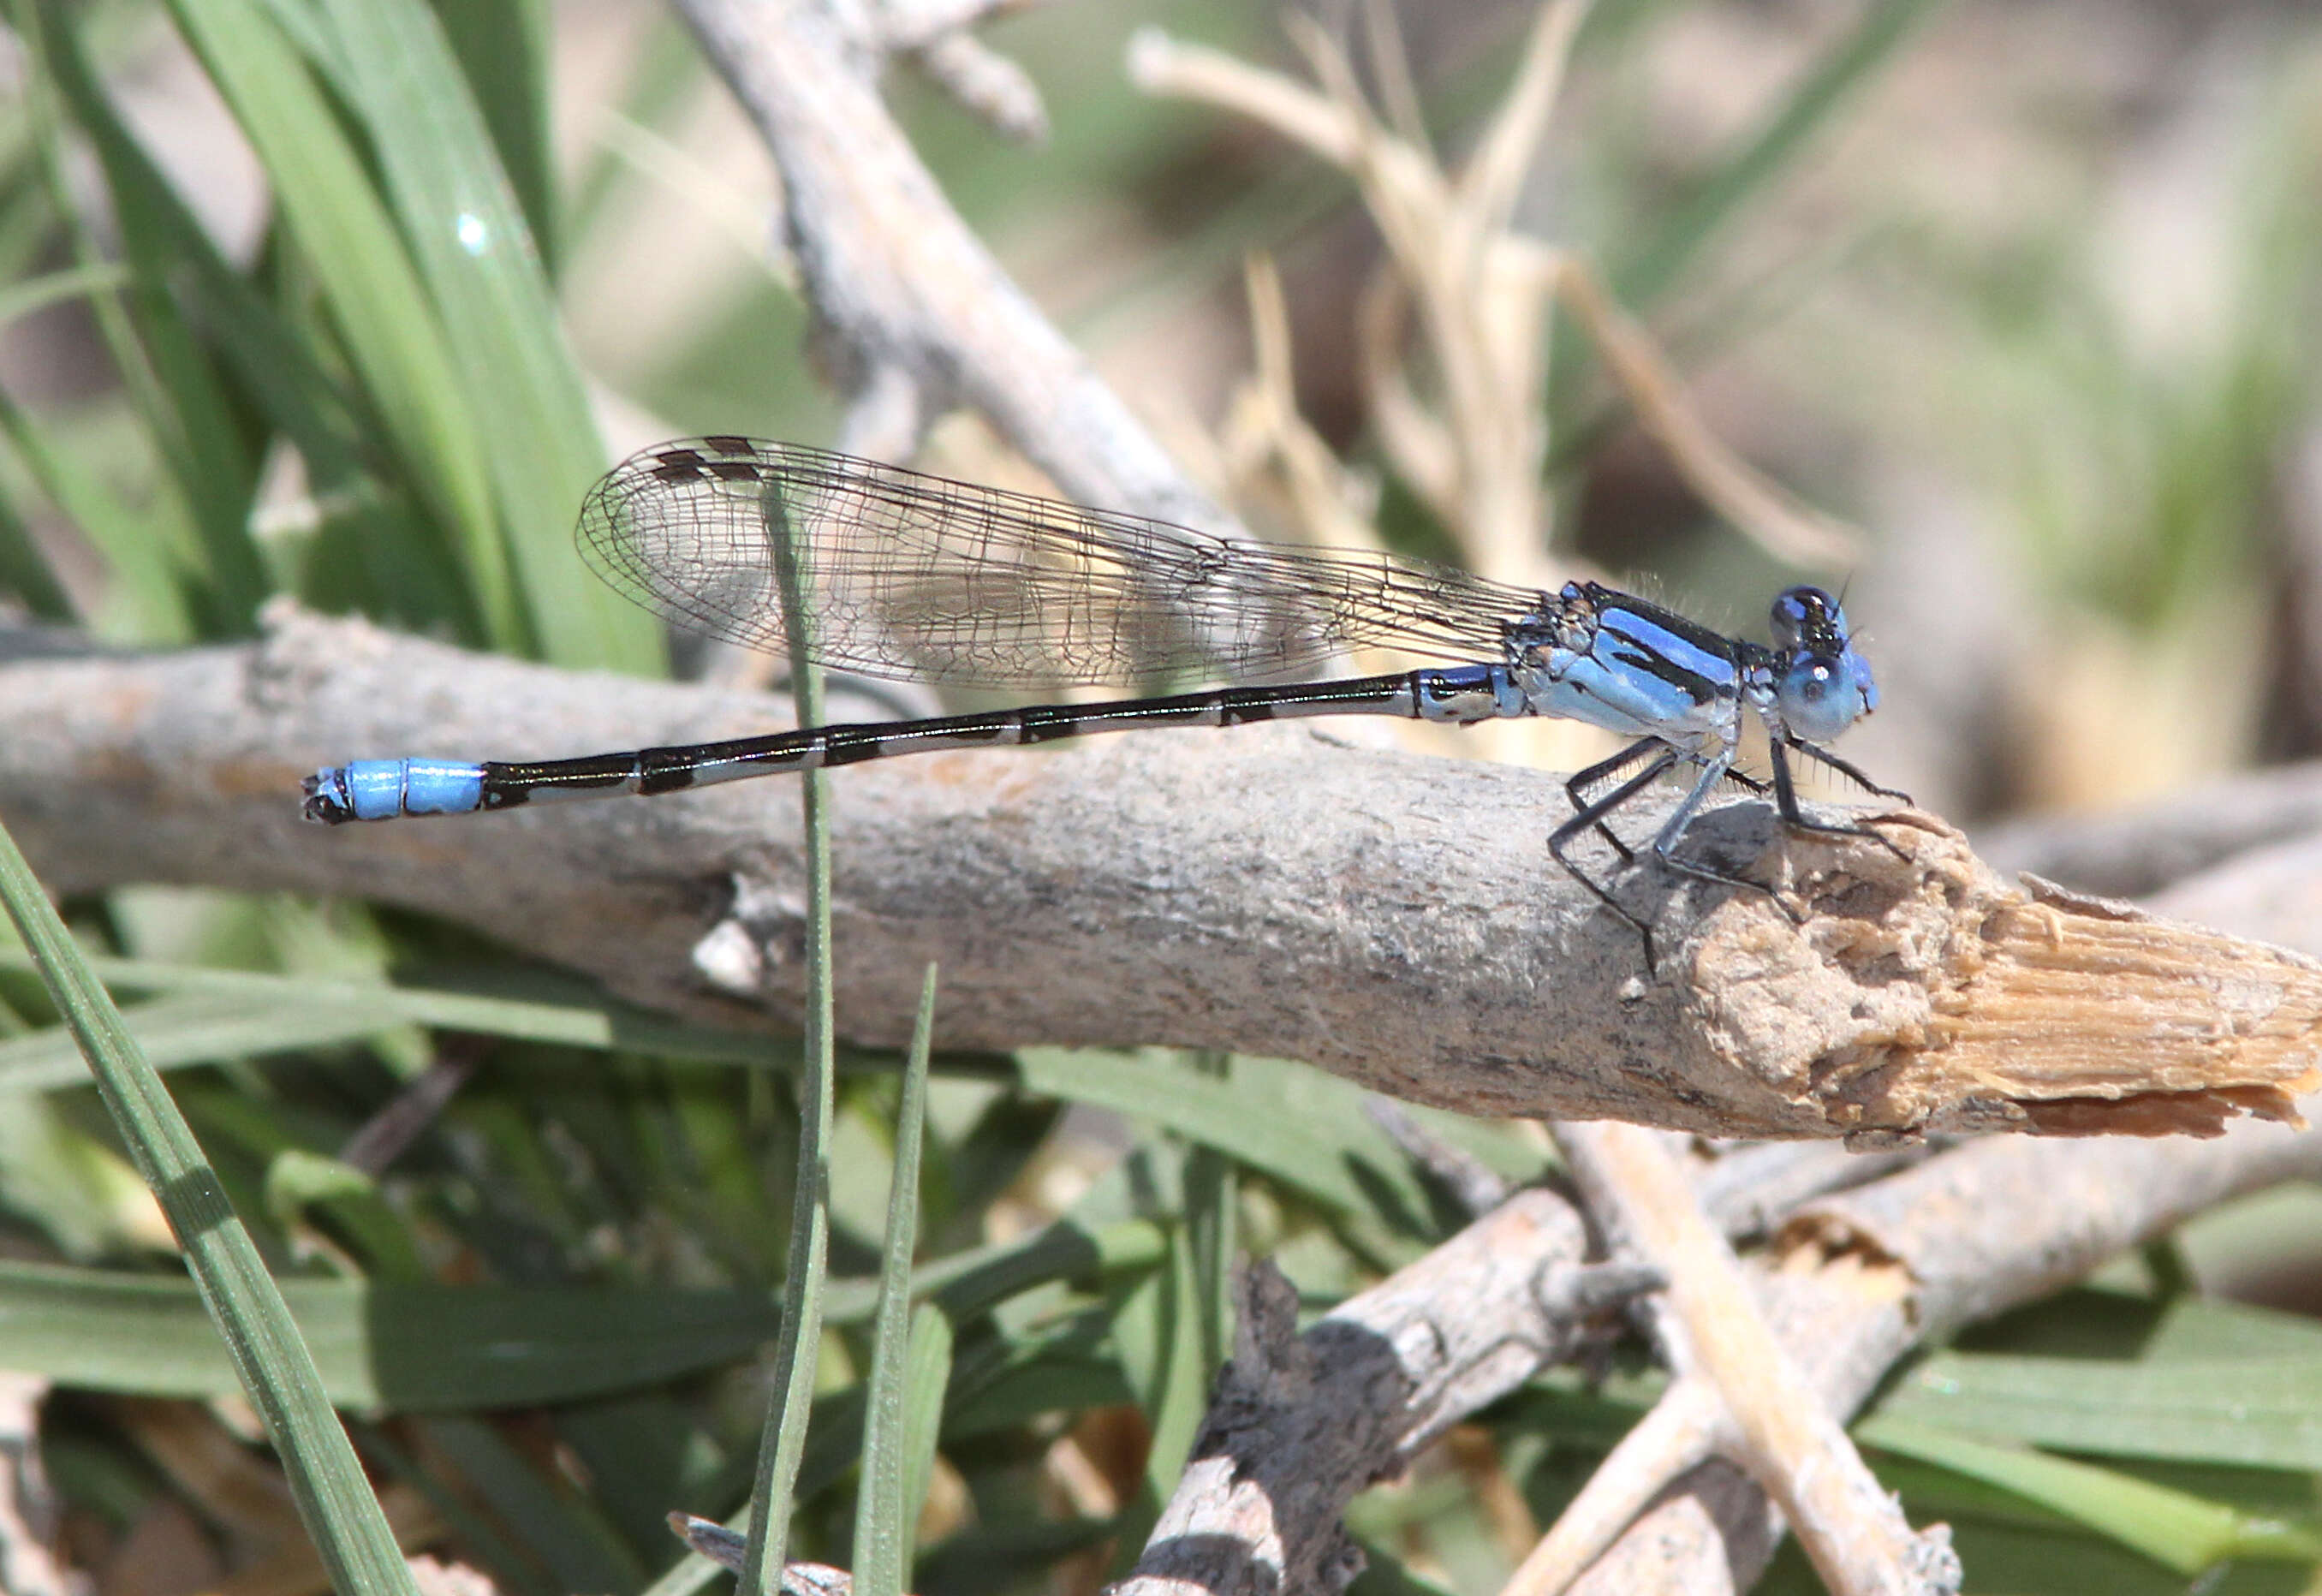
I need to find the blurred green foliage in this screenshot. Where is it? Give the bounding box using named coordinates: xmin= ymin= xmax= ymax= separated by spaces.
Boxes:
xmin=1 ymin=2 xmax=2320 ymax=1592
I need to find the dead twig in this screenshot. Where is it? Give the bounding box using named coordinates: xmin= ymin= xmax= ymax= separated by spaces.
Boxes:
xmin=673 ymin=0 xmax=1238 ymax=539
xmin=1129 ymin=8 xmax=1858 ymax=580
xmin=1115 ymin=1112 xmax=2322 ymax=1594
xmin=1539 ymin=1124 xmax=1958 ymax=1595
xmin=1566 ymin=1117 xmax=2322 ymax=1590
xmin=3 ymin=616 xmax=2314 ymax=1143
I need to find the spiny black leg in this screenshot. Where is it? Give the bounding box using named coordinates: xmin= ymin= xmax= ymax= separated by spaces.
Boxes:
xmin=1551 ymin=749 xmax=1677 ymax=969
xmin=1564 ymin=735 xmax=1667 ymax=863
xmin=1646 ymin=759 xmax=1799 ymax=923
xmin=1772 ymin=741 xmax=1909 ymax=863
xmin=1790 ymin=739 xmax=1912 ymax=804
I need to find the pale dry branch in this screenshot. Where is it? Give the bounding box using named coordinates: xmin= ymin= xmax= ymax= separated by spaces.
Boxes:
xmin=1503 ymin=1376 xmax=1734 ymax=1595
xmin=1281 ymin=12 xmax=1551 ymax=580
xmin=1365 ymin=1098 xmax=1516 ymax=1217
xmin=908 ymin=30 xmax=1047 ymax=144
xmin=1359 ymin=0 xmax=1433 ymax=157
xmin=1218 ymin=253 xmax=1384 ymax=556
xmin=1547 ymin=1124 xmax=1958 ymax=1596
xmin=674 ymin=0 xmax=1233 ymax=539
xmin=1116 ymin=1192 xmax=1597 ymax=1595
xmin=1356 ymin=271 xmax=1462 ymax=528
xmin=2 ymin=616 xmax=2315 ymax=1141
xmin=1121 ymin=1111 xmax=2322 ymax=1595
xmin=1545 ymin=255 xmax=1859 ymax=569
xmin=668 ymin=1514 xmax=857 ymax=1594
xmin=1456 ymin=0 xmax=1591 ymax=241
xmin=1133 ymin=15 xmax=1553 ymax=580
xmin=0 ymin=1376 xmax=75 ymax=1596
xmin=1979 ymin=758 xmax=2322 ymax=903
xmin=1566 ymin=1117 xmax=2322 ymax=1592
xmin=1132 ymin=14 xmax=1861 ymax=586
xmin=1125 ymin=28 xmax=1364 ymax=166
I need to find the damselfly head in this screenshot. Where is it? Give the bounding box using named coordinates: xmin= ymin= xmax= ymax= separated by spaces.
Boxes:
xmin=1769 ymin=586 xmax=1878 ymax=742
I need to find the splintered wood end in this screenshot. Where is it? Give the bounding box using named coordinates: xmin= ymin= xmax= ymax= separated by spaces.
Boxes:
xmin=1689 ymin=814 xmax=2322 ymax=1139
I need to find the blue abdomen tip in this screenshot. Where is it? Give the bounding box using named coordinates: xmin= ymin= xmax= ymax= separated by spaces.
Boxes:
xmin=303 ymin=760 xmax=486 ymax=823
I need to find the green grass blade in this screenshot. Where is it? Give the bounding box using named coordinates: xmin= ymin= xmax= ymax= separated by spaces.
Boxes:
xmin=1143 ymin=1227 xmax=1210 ymax=1502
xmin=0 ymin=263 xmax=116 ymax=620
xmin=740 ymin=475 xmax=839 ymax=1592
xmin=0 ymin=1258 xmax=783 ymax=1412
xmin=1614 ymin=0 xmax=1940 ymax=308
xmin=0 ymin=990 xmax=415 ymax=1087
xmin=1861 ymin=1417 xmax=2322 ymax=1574
xmin=1012 ymin=1049 xmax=1421 ymax=1223
xmin=1183 ymin=1051 xmax=1235 ymax=1373
xmin=164 ymin=0 xmax=524 ymax=651
xmin=33 ymin=0 xmax=461 ymax=628
xmin=432 ymin=0 xmax=557 ymax=260
xmin=1104 ymin=1212 xmax=1208 ymax=1573
xmin=1880 ymin=1352 xmax=2322 ymax=1470
xmin=307 ymin=0 xmax=661 ymax=673
xmin=0 ymin=259 xmax=129 ymax=325
xmin=0 ymin=456 xmax=68 ymax=619
xmin=854 ymin=964 xmax=942 ymax=1596
xmin=0 ymin=816 xmax=418 ymax=1594
xmin=899 ymin=1304 xmax=955 ymax=1549
xmin=0 ymin=953 xmax=792 ymax=1085
xmin=11 ymin=0 xmax=268 ymax=634
xmin=420 ymin=1414 xmax=640 ymax=1594
xmin=0 ymin=378 xmax=199 ymax=640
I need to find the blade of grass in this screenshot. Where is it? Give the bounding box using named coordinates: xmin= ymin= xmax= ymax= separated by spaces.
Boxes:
xmin=1861 ymin=1416 xmax=2322 ymax=1575
xmin=33 ymin=0 xmax=468 ymax=631
xmin=1143 ymin=1223 xmax=1210 ymax=1502
xmin=420 ymin=1414 xmax=642 ymax=1594
xmin=1104 ymin=1209 xmax=1208 ymax=1575
xmin=0 ymin=460 xmax=68 ymax=620
xmin=0 ymin=373 xmax=199 ymax=640
xmin=11 ymin=0 xmax=267 ymax=635
xmin=1183 ymin=1051 xmax=1235 ymax=1373
xmin=0 ymin=261 xmax=107 ymax=620
xmin=0 ymin=814 xmax=417 ymax=1594
xmin=1880 ymin=1351 xmax=2322 ymax=1470
xmin=432 ymin=0 xmax=557 ymax=262
xmin=1613 ymin=0 xmax=1940 ymax=308
xmin=1012 ymin=1048 xmax=1423 ymax=1224
xmin=164 ymin=0 xmax=525 ymax=652
xmin=0 ymin=1257 xmax=785 ymax=1411
xmin=0 ymin=954 xmax=795 ymax=1085
xmin=854 ymin=963 xmax=943 ymax=1596
xmin=739 ymin=468 xmax=839 ymax=1593
xmin=0 ymin=259 xmax=128 ymax=326
xmin=306 ymin=0 xmax=662 ymax=674
xmin=898 ymin=1303 xmax=954 ymax=1553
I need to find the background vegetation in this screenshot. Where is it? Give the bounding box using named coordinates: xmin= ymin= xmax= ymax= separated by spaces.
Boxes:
xmin=0 ymin=1 xmax=2320 ymax=1592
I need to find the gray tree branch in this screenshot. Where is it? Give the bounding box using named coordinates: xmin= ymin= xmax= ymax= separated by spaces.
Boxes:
xmin=1 ymin=613 xmax=2314 ymax=1141
xmin=1115 ymin=1113 xmax=2321 ymax=1595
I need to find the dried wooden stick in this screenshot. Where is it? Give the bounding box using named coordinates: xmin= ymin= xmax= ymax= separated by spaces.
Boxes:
xmin=3 ymin=616 xmax=2316 ymax=1140
xmin=672 ymin=0 xmax=1239 ymax=539
xmin=1980 ymin=758 xmax=2322 ymax=904
xmin=1544 ymin=1123 xmax=1958 ymax=1595
xmin=668 ymin=1513 xmax=857 ymax=1593
xmin=1566 ymin=1116 xmax=2322 ymax=1591
xmin=0 ymin=1375 xmax=74 ymax=1596
xmin=1116 ymin=1191 xmax=1601 ymax=1595
xmin=1128 ymin=13 xmax=1860 ymax=579
xmin=1120 ymin=1114 xmax=2322 ymax=1595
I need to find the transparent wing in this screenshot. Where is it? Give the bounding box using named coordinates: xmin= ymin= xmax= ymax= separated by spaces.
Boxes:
xmin=576 ymin=438 xmax=1546 ymax=689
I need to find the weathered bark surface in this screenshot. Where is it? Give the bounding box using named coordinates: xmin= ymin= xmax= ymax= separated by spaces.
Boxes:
xmin=3 ymin=614 xmax=2314 ymax=1139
